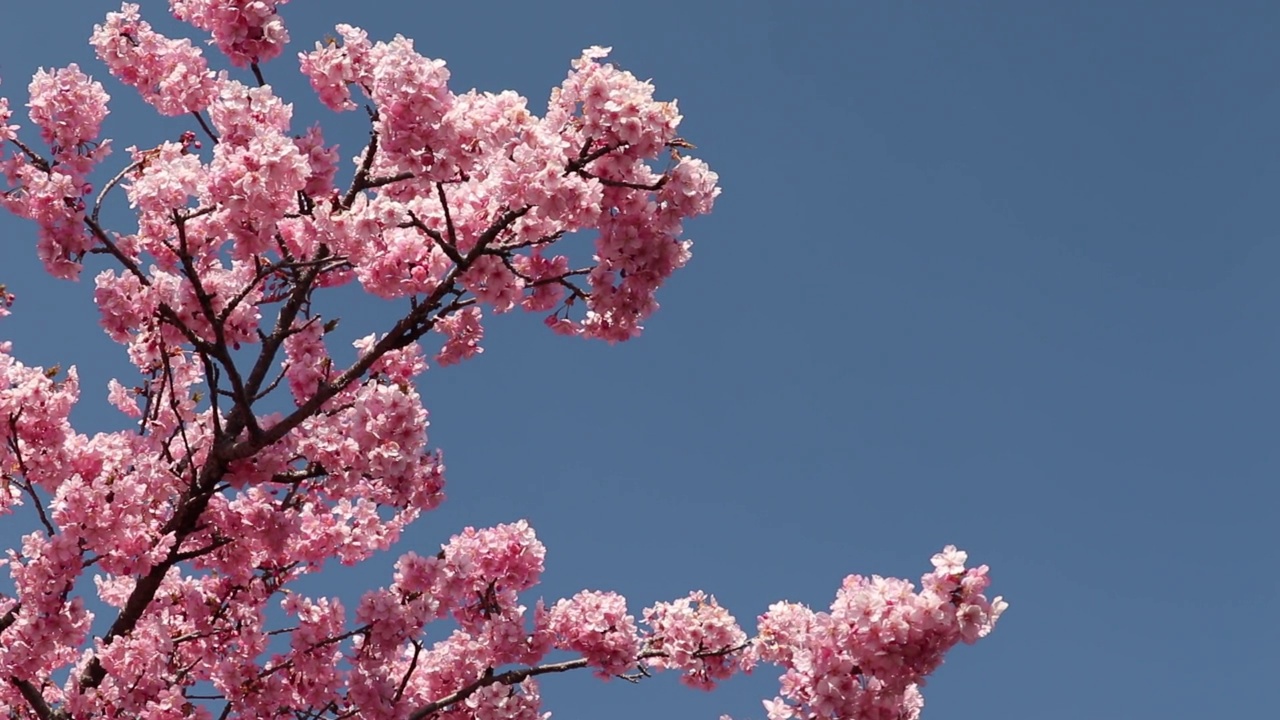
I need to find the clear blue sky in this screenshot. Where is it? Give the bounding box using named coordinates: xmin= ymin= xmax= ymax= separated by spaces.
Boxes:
xmin=2 ymin=2 xmax=1277 ymax=719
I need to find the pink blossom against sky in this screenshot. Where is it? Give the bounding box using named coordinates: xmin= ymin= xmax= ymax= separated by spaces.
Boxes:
xmin=0 ymin=1 xmax=1277 ymax=719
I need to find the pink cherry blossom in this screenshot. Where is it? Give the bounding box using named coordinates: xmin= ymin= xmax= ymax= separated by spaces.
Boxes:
xmin=297 ymin=24 xmax=371 ymax=112
xmin=0 ymin=86 xmax=17 ymax=143
xmin=0 ymin=5 xmax=1002 ymax=718
xmin=435 ymin=306 xmax=486 ymax=366
xmin=26 ymin=64 xmax=109 ymax=157
xmin=644 ymin=591 xmax=749 ymax=690
xmin=548 ymin=590 xmax=641 ymax=677
xmin=931 ymin=544 xmax=969 ymax=576
xmin=171 ymin=0 xmax=291 ymax=68
xmin=91 ymin=3 xmax=217 ymax=116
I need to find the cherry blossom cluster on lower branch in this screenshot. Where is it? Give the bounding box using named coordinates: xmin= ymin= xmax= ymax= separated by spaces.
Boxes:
xmin=0 ymin=2 xmax=1004 ymax=718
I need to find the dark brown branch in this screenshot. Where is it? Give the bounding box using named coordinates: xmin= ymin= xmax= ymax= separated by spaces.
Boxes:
xmin=403 ymin=210 xmax=463 ymax=265
xmin=358 ymin=171 xmax=415 ymax=191
xmin=4 ymin=136 xmax=50 ymax=171
xmin=341 ymin=129 xmax=382 ymax=210
xmin=564 ymin=141 xmax=622 ymax=175
xmin=495 ymin=230 xmax=565 ymax=251
xmin=6 ymin=414 xmax=56 ymax=536
xmin=395 ymin=641 xmax=423 ymax=703
xmin=255 ymin=623 xmax=373 ymax=682
xmin=231 ymin=258 xmax=326 ymax=438
xmin=0 ymin=603 xmax=19 ymax=633
xmin=580 ymin=172 xmax=667 ymax=191
xmin=405 ymin=657 xmax=590 ymax=720
xmin=168 ymin=536 xmax=233 ymax=563
xmin=435 ymin=182 xmax=460 ymax=251
xmin=83 ymin=215 xmax=149 ymax=285
xmin=10 ymin=677 xmax=56 ymax=720
xmin=159 ymin=345 xmax=201 ymax=490
xmin=192 ymin=110 xmax=218 ymax=145
xmin=91 ymin=160 xmax=147 ymax=224
xmin=407 ymin=642 xmax=748 ymax=720
xmin=199 ymin=352 xmax=224 ymax=438
xmin=268 ymin=463 xmax=327 ymax=486
xmin=219 ymin=256 xmax=293 ymax=321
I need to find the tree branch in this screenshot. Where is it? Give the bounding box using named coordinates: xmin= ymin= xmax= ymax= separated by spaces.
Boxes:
xmin=407 ymin=643 xmax=748 ymax=720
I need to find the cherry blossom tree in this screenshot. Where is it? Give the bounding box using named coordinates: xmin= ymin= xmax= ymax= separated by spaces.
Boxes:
xmin=0 ymin=3 xmax=1006 ymax=719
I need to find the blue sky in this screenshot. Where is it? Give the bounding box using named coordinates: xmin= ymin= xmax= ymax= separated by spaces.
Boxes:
xmin=2 ymin=1 xmax=1277 ymax=718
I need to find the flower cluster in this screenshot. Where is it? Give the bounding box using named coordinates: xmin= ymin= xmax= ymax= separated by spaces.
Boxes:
xmin=1 ymin=64 xmax=111 ymax=279
xmin=171 ymin=0 xmax=291 ymax=68
xmin=644 ymin=591 xmax=748 ymax=689
xmin=749 ymin=546 xmax=1008 ymax=720
xmin=90 ymin=2 xmax=217 ymax=116
xmin=547 ymin=590 xmax=641 ymax=677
